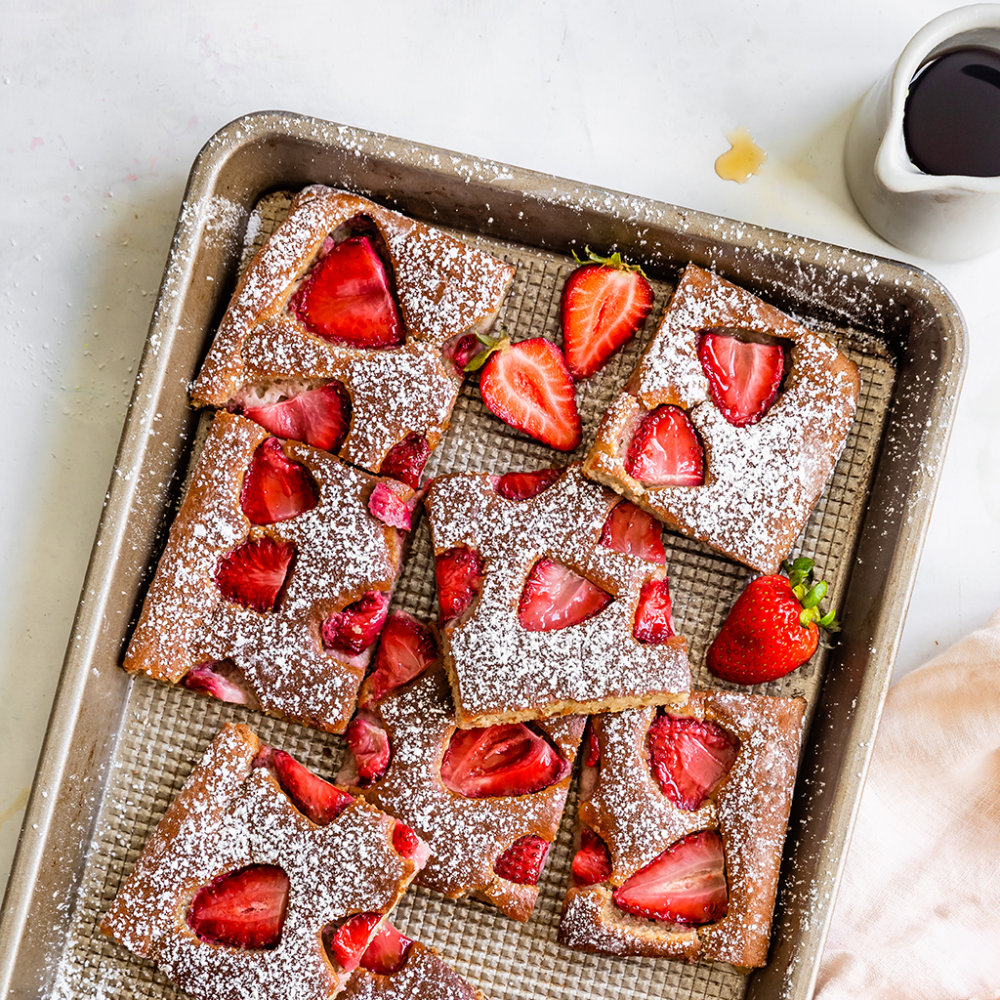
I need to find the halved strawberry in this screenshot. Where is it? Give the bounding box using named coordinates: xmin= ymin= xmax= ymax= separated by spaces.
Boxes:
xmin=493 ymin=834 xmax=550 ymax=885
xmin=242 ymin=382 xmax=351 ymax=453
xmin=392 ymin=822 xmax=420 ymax=859
xmin=572 ymin=829 xmax=612 ymax=886
xmin=600 ymin=500 xmax=665 ymax=564
xmin=322 ymin=590 xmax=390 ymax=655
xmin=363 ymin=611 xmax=438 ymax=706
xmin=440 ymin=722 xmax=569 ymax=798
xmin=612 ymin=830 xmax=728 ymax=925
xmin=633 ymin=578 xmax=675 ymax=644
xmin=473 ymin=336 xmax=581 ymax=451
xmin=625 ymin=406 xmax=705 ymax=487
xmin=494 ymin=467 xmax=563 ymax=501
xmin=698 ymin=331 xmax=784 ymax=427
xmin=647 ymin=714 xmax=740 ymax=810
xmin=253 ymin=746 xmax=353 ymax=825
xmin=368 ymin=481 xmax=416 ymax=531
xmin=518 ymin=559 xmax=612 ymax=632
xmin=359 ymin=921 xmax=414 ymax=976
xmin=345 ymin=711 xmax=391 ymax=785
xmin=561 ymin=249 xmax=653 ymax=380
xmin=181 ymin=661 xmax=256 ymax=706
xmin=324 ymin=912 xmax=383 ymax=972
xmin=378 ymin=432 xmax=430 ymax=490
xmin=290 ymin=236 xmax=403 ymax=348
xmin=187 ymin=865 xmax=289 ymax=949
xmin=240 ymin=438 xmax=318 ymax=526
xmin=435 ymin=546 xmax=485 ymax=624
xmin=214 ymin=536 xmax=295 ymax=612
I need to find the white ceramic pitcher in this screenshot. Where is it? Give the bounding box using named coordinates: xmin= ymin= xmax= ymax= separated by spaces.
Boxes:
xmin=844 ymin=4 xmax=1000 ymax=260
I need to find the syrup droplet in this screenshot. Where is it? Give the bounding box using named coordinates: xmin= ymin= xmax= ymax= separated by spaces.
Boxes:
xmin=714 ymin=128 xmax=766 ymax=183
xmin=904 ymin=47 xmax=1000 ymax=177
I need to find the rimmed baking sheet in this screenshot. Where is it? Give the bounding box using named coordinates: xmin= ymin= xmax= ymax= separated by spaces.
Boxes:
xmin=0 ymin=114 xmax=965 ymax=1000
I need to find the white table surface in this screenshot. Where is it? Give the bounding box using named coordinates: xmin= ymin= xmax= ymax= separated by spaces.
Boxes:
xmin=3 ymin=0 xmax=998 ymax=908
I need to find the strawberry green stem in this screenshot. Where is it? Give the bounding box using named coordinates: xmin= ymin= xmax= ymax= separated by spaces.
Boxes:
xmin=571 ymin=245 xmax=648 ymax=277
xmin=464 ymin=331 xmax=509 ymax=373
xmin=782 ymin=557 xmax=840 ymax=632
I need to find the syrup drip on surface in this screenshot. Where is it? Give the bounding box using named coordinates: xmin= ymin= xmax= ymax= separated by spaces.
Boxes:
xmin=714 ymin=128 xmax=766 ymax=183
xmin=904 ymin=47 xmax=1000 ymax=177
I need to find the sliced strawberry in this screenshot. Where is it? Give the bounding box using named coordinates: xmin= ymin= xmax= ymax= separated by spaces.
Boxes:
xmin=242 ymin=382 xmax=351 ymax=453
xmin=698 ymin=331 xmax=784 ymax=427
xmin=440 ymin=723 xmax=569 ymax=798
xmin=572 ymin=829 xmax=612 ymax=886
xmin=253 ymin=746 xmax=353 ymax=825
xmin=324 ymin=912 xmax=383 ymax=973
xmin=187 ymin=865 xmax=289 ymax=949
xmin=625 ymin=406 xmax=705 ymax=487
xmin=214 ymin=536 xmax=295 ymax=612
xmin=647 ymin=714 xmax=740 ymax=810
xmin=518 ymin=558 xmax=612 ymax=632
xmin=494 ymin=467 xmax=563 ymax=501
xmin=612 ymin=830 xmax=728 ymax=925
xmin=360 ymin=921 xmax=414 ymax=976
xmin=240 ymin=438 xmax=318 ymax=526
xmin=493 ymin=834 xmax=550 ymax=885
xmin=290 ymin=236 xmax=403 ymax=348
xmin=322 ymin=590 xmax=390 ymax=655
xmin=582 ymin=719 xmax=600 ymax=768
xmin=435 ymin=546 xmax=485 ymax=624
xmin=633 ymin=578 xmax=675 ymax=644
xmin=378 ymin=432 xmax=430 ymax=490
xmin=364 ymin=611 xmax=438 ymax=705
xmin=442 ymin=332 xmax=482 ymax=377
xmin=477 ymin=337 xmax=581 ymax=451
xmin=392 ymin=822 xmax=420 ymax=859
xmin=181 ymin=661 xmax=256 ymax=706
xmin=600 ymin=500 xmax=665 ymax=564
xmin=561 ymin=250 xmax=653 ymax=380
xmin=345 ymin=711 xmax=391 ymax=785
xmin=368 ymin=481 xmax=416 ymax=531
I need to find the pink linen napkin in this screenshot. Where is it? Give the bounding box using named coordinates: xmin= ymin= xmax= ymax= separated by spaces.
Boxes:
xmin=816 ymin=610 xmax=1000 ymax=1000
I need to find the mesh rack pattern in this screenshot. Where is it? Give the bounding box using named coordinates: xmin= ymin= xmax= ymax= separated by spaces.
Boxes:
xmin=48 ymin=193 xmax=895 ymax=1000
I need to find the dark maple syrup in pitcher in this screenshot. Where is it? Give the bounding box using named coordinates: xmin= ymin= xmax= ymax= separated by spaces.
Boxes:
xmin=903 ymin=46 xmax=1000 ymax=176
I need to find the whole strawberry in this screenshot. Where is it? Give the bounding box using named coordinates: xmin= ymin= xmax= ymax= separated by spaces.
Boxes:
xmin=706 ymin=557 xmax=839 ymax=684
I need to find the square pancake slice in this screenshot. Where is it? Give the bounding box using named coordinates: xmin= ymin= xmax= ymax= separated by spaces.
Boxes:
xmin=190 ymin=185 xmax=515 ymax=485
xmin=584 ymin=264 xmax=860 ymax=573
xmin=124 ymin=411 xmax=413 ymax=733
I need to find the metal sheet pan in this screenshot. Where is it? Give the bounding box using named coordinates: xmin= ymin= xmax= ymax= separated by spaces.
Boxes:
xmin=0 ymin=112 xmax=965 ymax=1000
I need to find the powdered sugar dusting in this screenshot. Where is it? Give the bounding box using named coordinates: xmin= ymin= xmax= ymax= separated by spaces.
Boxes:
xmin=341 ymin=942 xmax=483 ymax=1000
xmin=244 ymin=329 xmax=460 ymax=470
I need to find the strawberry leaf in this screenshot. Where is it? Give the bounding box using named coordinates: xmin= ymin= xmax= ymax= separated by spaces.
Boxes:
xmin=463 ymin=332 xmax=508 ymax=373
xmin=571 ymin=245 xmax=647 ymax=277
